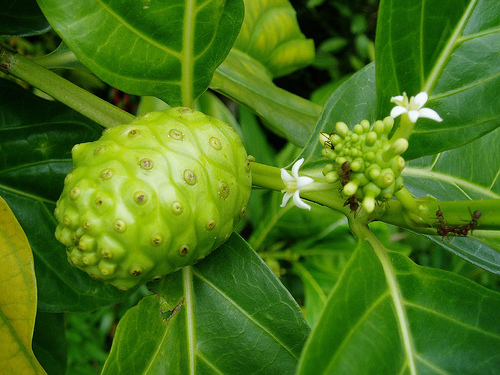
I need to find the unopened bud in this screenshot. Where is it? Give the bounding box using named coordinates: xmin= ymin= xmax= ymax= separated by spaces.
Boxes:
xmin=353 ymin=124 xmax=364 ymax=135
xmin=322 ymin=163 xmax=335 ymax=175
xmin=350 ymin=159 xmax=364 ymax=172
xmin=360 ymin=120 xmax=371 ymax=133
xmin=325 ymin=171 xmax=339 ymax=183
xmin=391 ymin=138 xmax=409 ymax=155
xmin=362 ymin=196 xmax=376 ymax=213
xmin=343 ymin=180 xmax=359 ymax=196
xmin=373 ymin=120 xmax=385 ymax=136
xmin=366 ymin=132 xmax=378 ymax=146
xmin=330 ymin=134 xmax=342 ymax=145
xmin=335 ymin=122 xmax=350 ymax=138
xmin=383 ymin=116 xmax=394 ymax=135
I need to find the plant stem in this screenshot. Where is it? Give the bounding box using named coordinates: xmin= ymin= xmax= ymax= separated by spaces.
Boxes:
xmin=0 ymin=43 xmax=134 ymax=128
xmin=250 ymin=161 xmax=354 ymax=216
xmin=389 ymin=114 xmax=414 ymax=143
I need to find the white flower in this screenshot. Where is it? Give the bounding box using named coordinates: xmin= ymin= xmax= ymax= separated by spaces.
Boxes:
xmin=280 ymin=158 xmax=314 ymax=211
xmin=390 ymin=92 xmax=443 ymax=123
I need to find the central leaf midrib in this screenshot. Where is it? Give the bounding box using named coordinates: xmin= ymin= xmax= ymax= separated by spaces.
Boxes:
xmin=181 ymin=0 xmax=196 ymax=106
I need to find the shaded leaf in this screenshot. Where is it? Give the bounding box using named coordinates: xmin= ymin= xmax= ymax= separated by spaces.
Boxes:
xmin=0 ymin=197 xmax=46 ymax=374
xmin=297 ymin=239 xmax=500 ymax=374
xmin=37 ymin=0 xmax=244 ymax=107
xmin=32 ymin=312 xmax=67 ymax=375
xmin=0 ymin=79 xmax=133 ymax=312
xmin=0 ymin=0 xmax=51 ymax=37
xmin=376 ymin=0 xmax=500 ymax=159
xmin=102 ymin=234 xmax=310 ymax=374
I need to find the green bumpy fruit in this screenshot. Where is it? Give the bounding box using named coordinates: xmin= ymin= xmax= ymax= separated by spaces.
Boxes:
xmin=55 ymin=107 xmax=252 ymax=291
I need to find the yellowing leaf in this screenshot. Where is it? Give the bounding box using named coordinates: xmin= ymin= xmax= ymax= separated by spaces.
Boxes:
xmin=0 ymin=197 xmax=45 ymax=374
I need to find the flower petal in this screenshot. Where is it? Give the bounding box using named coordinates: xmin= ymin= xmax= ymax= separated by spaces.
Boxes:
xmin=408 ymin=110 xmax=420 ymax=123
xmin=418 ymin=107 xmax=443 ymax=122
xmin=390 ymin=95 xmax=404 ymax=104
xmin=296 ymin=176 xmax=314 ymax=189
xmin=281 ymin=168 xmax=294 ymax=182
xmin=280 ymin=192 xmax=293 ymax=207
xmin=413 ymin=92 xmax=428 ymax=109
xmin=291 ymin=158 xmax=305 ymax=178
xmin=390 ymin=106 xmax=408 ymax=119
xmin=292 ymin=191 xmax=311 ymax=210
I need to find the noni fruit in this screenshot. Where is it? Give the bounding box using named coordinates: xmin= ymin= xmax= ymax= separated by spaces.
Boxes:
xmin=55 ymin=107 xmax=252 ymax=291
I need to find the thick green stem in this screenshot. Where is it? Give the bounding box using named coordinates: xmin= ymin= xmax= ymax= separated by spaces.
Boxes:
xmin=250 ymin=161 xmax=359 ymax=217
xmin=0 ymin=43 xmax=134 ymax=127
xmin=378 ymin=198 xmax=500 ymax=233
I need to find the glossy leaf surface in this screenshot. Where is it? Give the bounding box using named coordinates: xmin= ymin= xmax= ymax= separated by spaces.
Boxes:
xmin=376 ymin=0 xmax=500 ymax=159
xmin=297 ymin=239 xmax=500 ymax=374
xmin=0 ymin=79 xmax=133 ymax=312
xmin=0 ymin=197 xmax=46 ymax=374
xmin=102 ymin=234 xmax=310 ymax=374
xmin=36 ymin=0 xmax=244 ymax=107
xmin=0 ymin=0 xmax=51 ymax=36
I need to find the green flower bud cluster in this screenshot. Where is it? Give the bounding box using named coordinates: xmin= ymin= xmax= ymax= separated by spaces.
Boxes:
xmin=319 ymin=116 xmax=407 ymax=213
xmin=55 ymin=107 xmax=251 ymax=291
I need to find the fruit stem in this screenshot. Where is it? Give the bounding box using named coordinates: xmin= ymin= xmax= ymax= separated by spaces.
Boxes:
xmin=0 ymin=42 xmax=134 ymax=128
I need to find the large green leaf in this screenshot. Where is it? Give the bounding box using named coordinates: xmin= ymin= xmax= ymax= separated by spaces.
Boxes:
xmin=36 ymin=0 xmax=244 ymax=107
xmin=0 ymin=0 xmax=51 ymax=37
xmin=102 ymin=234 xmax=310 ymax=374
xmin=376 ymin=0 xmax=500 ymax=159
xmin=0 ymin=197 xmax=46 ymax=375
xmin=297 ymin=239 xmax=500 ymax=374
xmin=402 ymin=126 xmax=500 ymax=274
xmin=0 ymin=79 xmax=133 ymax=312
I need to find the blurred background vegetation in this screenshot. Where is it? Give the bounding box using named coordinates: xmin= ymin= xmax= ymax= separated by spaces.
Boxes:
xmin=2 ymin=0 xmax=499 ymax=373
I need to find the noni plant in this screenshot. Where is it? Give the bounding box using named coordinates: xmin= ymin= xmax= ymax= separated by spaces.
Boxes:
xmin=1 ymin=0 xmax=499 ymax=374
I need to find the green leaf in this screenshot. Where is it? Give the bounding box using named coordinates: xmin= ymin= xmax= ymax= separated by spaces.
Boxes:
xmin=0 ymin=79 xmax=133 ymax=312
xmin=102 ymin=234 xmax=310 ymax=374
xmin=211 ymin=50 xmax=322 ymax=147
xmin=0 ymin=196 xmax=46 ymax=374
xmin=0 ymin=0 xmax=51 ymax=36
xmin=299 ymin=62 xmax=376 ymax=166
xmin=32 ymin=312 xmax=67 ymax=375
xmin=376 ymin=0 xmax=500 ymax=159
xmin=208 ymin=0 xmax=318 ymax=147
xmin=233 ymin=0 xmax=315 ymax=78
xmin=297 ymin=239 xmax=500 ymax=374
xmin=403 ymin=126 xmax=500 ymax=274
xmin=36 ymin=0 xmax=244 ymax=107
